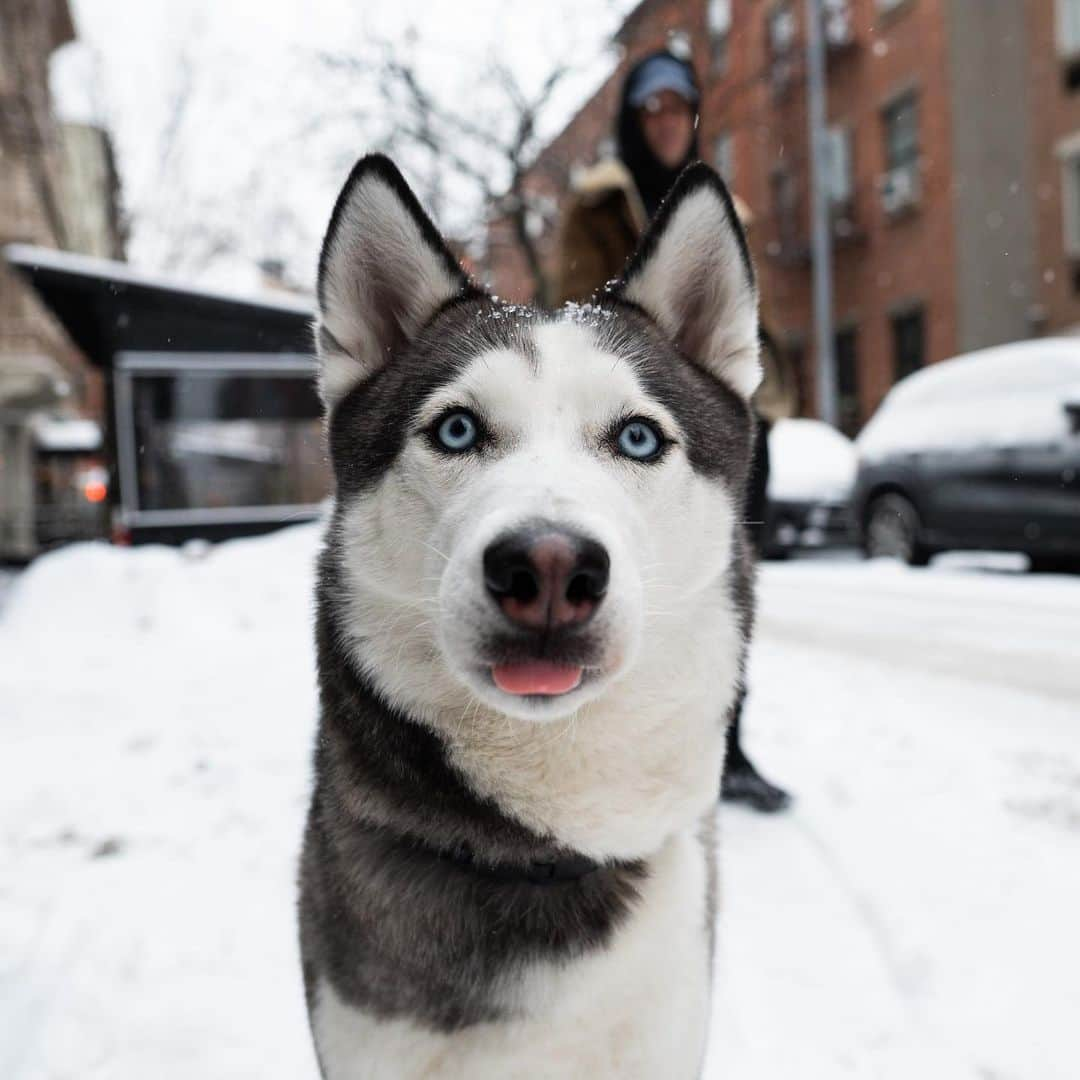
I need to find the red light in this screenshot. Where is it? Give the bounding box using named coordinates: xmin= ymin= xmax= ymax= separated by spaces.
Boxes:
xmin=84 ymin=480 xmax=107 ymax=504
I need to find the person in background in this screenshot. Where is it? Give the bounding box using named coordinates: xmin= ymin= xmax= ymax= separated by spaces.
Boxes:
xmin=556 ymin=49 xmax=792 ymax=813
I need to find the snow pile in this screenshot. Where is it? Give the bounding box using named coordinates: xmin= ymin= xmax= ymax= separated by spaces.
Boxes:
xmin=3 ymin=529 xmax=1080 ymax=1078
xmin=0 ymin=525 xmax=323 ymax=1080
xmin=768 ymin=418 xmax=856 ymax=503
xmin=858 ymin=338 xmax=1080 ymax=462
xmin=29 ymin=415 xmax=102 ymax=453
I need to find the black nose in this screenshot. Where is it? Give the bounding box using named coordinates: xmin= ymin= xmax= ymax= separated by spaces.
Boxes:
xmin=483 ymin=526 xmax=609 ymax=630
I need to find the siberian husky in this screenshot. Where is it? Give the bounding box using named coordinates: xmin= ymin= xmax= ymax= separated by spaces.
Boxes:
xmin=299 ymin=154 xmax=761 ymax=1078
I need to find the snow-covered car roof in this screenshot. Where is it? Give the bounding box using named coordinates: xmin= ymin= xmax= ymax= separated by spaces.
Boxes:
xmin=857 ymin=338 xmax=1080 ymax=462
xmin=768 ymin=418 xmax=856 ymax=504
xmin=30 ymin=415 xmax=103 ymax=453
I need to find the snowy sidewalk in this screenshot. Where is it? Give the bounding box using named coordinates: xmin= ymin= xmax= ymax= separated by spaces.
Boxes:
xmin=2 ymin=527 xmax=1078 ymax=1078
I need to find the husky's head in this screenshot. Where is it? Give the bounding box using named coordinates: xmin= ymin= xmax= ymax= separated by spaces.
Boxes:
xmin=316 ymin=155 xmax=758 ymax=726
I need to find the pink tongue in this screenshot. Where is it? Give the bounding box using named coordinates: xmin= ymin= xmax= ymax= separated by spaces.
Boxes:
xmin=492 ymin=662 xmax=583 ymax=696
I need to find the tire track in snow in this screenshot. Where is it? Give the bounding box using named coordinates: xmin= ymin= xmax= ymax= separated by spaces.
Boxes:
xmin=0 ymin=897 xmax=90 ymax=1080
xmin=755 ymin=577 xmax=1080 ymax=704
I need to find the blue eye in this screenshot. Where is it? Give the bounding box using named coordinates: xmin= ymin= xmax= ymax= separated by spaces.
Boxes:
xmin=616 ymin=418 xmax=663 ymax=461
xmin=436 ymin=410 xmax=480 ymax=453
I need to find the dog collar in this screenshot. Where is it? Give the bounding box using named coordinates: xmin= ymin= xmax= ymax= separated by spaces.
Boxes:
xmin=436 ymin=844 xmax=601 ymax=886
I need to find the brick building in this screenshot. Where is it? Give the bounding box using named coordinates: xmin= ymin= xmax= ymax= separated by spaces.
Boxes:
xmin=1 ymin=0 xmax=125 ymax=557
xmin=489 ymin=0 xmax=1080 ymax=435
xmin=0 ymin=0 xmax=125 ymax=420
xmin=1032 ymin=0 xmax=1080 ymax=342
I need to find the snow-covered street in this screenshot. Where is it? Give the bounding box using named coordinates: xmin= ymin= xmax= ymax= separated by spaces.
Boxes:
xmin=709 ymin=556 xmax=1080 ymax=1079
xmin=2 ymin=526 xmax=1077 ymax=1079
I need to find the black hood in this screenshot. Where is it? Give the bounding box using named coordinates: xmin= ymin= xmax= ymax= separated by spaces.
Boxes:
xmin=617 ymin=50 xmax=701 ymax=220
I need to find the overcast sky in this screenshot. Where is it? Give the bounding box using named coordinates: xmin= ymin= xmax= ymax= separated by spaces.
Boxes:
xmin=51 ymin=0 xmax=639 ymax=292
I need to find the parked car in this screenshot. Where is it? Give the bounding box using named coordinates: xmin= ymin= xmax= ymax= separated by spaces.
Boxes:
xmin=853 ymin=338 xmax=1080 ymax=570
xmin=765 ymin=418 xmax=857 ymax=558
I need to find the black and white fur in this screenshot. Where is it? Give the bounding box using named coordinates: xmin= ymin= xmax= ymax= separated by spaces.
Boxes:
xmin=299 ymin=154 xmax=761 ymax=1078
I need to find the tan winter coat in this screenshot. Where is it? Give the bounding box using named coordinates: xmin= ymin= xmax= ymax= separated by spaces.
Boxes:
xmin=555 ymin=159 xmax=648 ymax=307
xmin=555 ymin=159 xmax=797 ymax=422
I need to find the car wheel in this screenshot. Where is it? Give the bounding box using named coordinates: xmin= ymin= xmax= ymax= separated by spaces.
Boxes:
xmin=864 ymin=493 xmax=930 ymax=567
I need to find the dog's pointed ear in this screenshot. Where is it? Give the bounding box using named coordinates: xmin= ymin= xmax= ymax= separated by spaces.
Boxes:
xmin=315 ymin=154 xmax=477 ymax=411
xmin=613 ymin=163 xmax=761 ymax=400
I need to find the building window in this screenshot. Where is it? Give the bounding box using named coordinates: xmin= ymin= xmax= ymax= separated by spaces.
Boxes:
xmin=823 ymin=0 xmax=854 ymax=47
xmin=883 ymin=93 xmax=919 ymax=170
xmin=1062 ymin=152 xmax=1080 ymax=258
xmin=708 ymin=0 xmax=733 ymax=73
xmin=880 ymin=92 xmax=920 ymax=215
xmin=784 ymin=340 xmax=808 ymax=415
xmin=118 ymin=362 xmax=328 ymax=517
xmin=1058 ymin=0 xmax=1080 ymax=58
xmin=892 ymin=307 xmax=925 ymax=383
xmin=835 ymin=326 xmax=860 ymax=436
xmin=714 ymin=132 xmax=734 ymax=185
xmin=768 ymin=2 xmax=798 ymax=93
xmin=1056 ymin=134 xmax=1080 ymax=258
xmin=825 ymin=126 xmax=853 ymax=206
xmin=770 ymin=167 xmax=800 ymax=258
xmin=769 ymin=2 xmax=797 ymax=53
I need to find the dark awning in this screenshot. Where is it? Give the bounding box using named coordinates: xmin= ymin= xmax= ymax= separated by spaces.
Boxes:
xmin=3 ymin=244 xmax=315 ymax=368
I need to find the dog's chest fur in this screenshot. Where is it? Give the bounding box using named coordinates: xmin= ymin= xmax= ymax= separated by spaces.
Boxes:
xmin=310 ymin=828 xmax=712 ymax=1079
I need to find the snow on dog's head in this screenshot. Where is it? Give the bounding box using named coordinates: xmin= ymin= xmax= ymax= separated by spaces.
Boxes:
xmin=315 ymin=155 xmax=758 ymax=723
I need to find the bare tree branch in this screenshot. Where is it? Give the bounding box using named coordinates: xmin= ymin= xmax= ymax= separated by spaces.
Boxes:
xmin=314 ymin=33 xmax=580 ymax=305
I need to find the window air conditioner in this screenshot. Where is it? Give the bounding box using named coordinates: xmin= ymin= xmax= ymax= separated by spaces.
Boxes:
xmin=879 ymin=164 xmax=920 ymax=215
